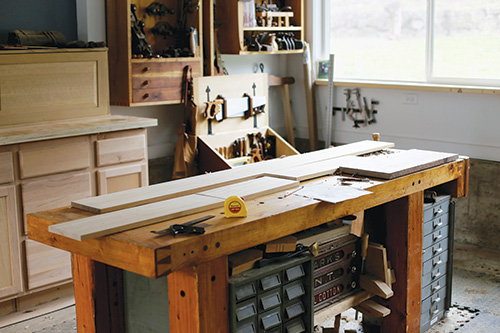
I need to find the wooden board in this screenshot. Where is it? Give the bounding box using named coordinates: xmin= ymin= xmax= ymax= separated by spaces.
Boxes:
xmin=198 ymin=176 xmax=298 ymax=200
xmin=73 ymin=140 xmax=394 ymax=214
xmin=339 ymin=149 xmax=459 ymax=180
xmin=56 ymin=177 xmax=297 ymax=241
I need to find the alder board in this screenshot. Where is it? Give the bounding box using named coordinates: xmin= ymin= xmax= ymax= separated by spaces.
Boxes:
xmin=72 ymin=141 xmax=394 ymax=214
xmin=198 ymin=177 xmax=298 ymax=200
xmin=56 ymin=177 xmax=297 ymax=241
xmin=338 ymin=149 xmax=458 ymax=180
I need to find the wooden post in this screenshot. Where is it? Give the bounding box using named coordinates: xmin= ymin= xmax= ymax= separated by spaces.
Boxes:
xmin=71 ymin=254 xmax=125 ymax=333
xmin=168 ymin=256 xmax=229 ymax=332
xmin=382 ymin=192 xmax=423 ymax=332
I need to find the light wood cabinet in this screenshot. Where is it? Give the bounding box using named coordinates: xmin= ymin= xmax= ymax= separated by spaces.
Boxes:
xmin=217 ymin=0 xmax=304 ymax=55
xmin=106 ymin=0 xmax=203 ymax=106
xmin=0 ymin=127 xmax=150 ymax=312
xmin=0 ymin=186 xmax=21 ymax=299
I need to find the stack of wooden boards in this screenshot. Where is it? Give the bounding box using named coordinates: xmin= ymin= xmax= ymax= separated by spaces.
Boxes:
xmin=47 ymin=140 xmax=459 ymax=242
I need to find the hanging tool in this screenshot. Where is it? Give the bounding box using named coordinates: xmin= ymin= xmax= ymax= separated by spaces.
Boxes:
xmin=151 ymin=215 xmax=215 ymax=236
xmin=353 ymin=88 xmax=367 ymax=127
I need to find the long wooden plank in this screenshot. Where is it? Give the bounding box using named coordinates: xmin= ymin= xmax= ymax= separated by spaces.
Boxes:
xmin=73 ymin=141 xmax=394 ymax=214
xmin=264 ymin=156 xmax=350 ymax=181
xmin=339 ymin=149 xmax=458 ymax=179
xmin=198 ymin=177 xmax=299 ymax=200
xmin=51 ymin=194 xmax=224 ymax=241
xmin=54 ymin=178 xmax=298 ymax=241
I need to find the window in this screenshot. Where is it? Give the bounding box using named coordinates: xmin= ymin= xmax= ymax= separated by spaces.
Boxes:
xmin=323 ymin=0 xmax=500 ymax=86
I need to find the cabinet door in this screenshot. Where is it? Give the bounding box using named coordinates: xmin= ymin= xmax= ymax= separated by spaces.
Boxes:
xmin=0 ymin=186 xmax=22 ymax=298
xmin=97 ymin=163 xmax=148 ymax=195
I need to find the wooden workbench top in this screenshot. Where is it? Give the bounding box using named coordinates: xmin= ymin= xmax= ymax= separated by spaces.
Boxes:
xmin=0 ymin=115 xmax=157 ymax=146
xmin=27 ymin=157 xmax=468 ymax=279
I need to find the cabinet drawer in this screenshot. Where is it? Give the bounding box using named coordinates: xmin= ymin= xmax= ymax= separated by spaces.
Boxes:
xmin=422 ymin=274 xmax=446 ymax=301
xmin=423 ymin=214 xmax=448 ymax=237
xmin=95 ymin=134 xmax=146 ymax=167
xmin=422 ymin=250 xmax=448 ymax=276
xmin=423 ymin=226 xmax=448 ymax=249
xmin=22 ymin=172 xmax=92 ymax=232
xmin=423 ymin=195 xmax=450 ymax=222
xmin=423 ymin=239 xmax=448 ymax=263
xmin=97 ymin=163 xmax=148 ymax=195
xmin=19 ymin=137 xmax=90 ymax=179
xmin=0 ymin=152 xmax=14 ymax=184
xmin=25 ymin=239 xmax=72 ymax=290
xmin=422 ymin=261 xmax=447 ymax=287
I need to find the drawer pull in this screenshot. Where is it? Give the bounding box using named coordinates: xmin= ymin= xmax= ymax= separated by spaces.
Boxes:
xmin=433 ymin=207 xmax=443 ymax=216
xmin=143 ymin=93 xmax=150 ymax=99
xmin=432 ymin=231 xmax=442 ymax=241
xmin=142 ymin=80 xmax=150 ymax=86
xmin=433 ymin=219 xmax=443 ymax=228
xmin=432 ymin=283 xmax=441 ymax=291
xmin=431 ymin=296 xmax=441 ymax=304
xmin=432 ymin=258 xmax=442 ymax=266
xmin=432 ymin=246 xmax=443 ymax=254
xmin=142 ymin=66 xmax=150 ymax=72
xmin=431 ymin=268 xmax=441 ymax=279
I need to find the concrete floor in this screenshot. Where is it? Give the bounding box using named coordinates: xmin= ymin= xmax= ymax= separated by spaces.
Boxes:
xmin=0 ymin=245 xmax=499 ymax=332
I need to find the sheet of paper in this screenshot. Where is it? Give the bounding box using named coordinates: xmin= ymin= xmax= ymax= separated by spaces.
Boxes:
xmin=290 ymin=178 xmax=373 ymax=204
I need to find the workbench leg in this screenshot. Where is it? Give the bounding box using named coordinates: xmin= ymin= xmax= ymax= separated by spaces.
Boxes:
xmin=382 ymin=192 xmax=423 ymax=332
xmin=71 ymin=254 xmax=125 ymax=332
xmin=168 ymin=256 xmax=229 ymax=332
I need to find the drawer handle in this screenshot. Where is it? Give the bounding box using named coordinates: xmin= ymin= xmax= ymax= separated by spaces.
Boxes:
xmin=432 ymin=283 xmax=441 ymax=291
xmin=433 ymin=232 xmax=442 ymax=241
xmin=433 ymin=207 xmax=443 ymax=216
xmin=142 ymin=80 xmax=150 ymax=86
xmin=431 ymin=296 xmax=441 ymax=304
xmin=433 ymin=258 xmax=442 ymax=266
xmin=432 ymin=269 xmax=441 ymax=279
xmin=142 ymin=66 xmax=150 ymax=72
xmin=143 ymin=93 xmax=150 ymax=99
xmin=433 ymin=219 xmax=443 ymax=228
xmin=432 ymin=246 xmax=443 ymax=254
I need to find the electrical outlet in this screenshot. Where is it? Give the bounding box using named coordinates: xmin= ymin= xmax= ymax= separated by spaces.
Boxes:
xmin=403 ymin=93 xmax=418 ymax=105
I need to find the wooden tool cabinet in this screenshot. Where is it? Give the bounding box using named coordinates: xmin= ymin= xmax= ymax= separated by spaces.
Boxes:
xmin=193 ymin=73 xmax=299 ymax=173
xmin=26 ymin=141 xmax=469 ymax=332
xmin=106 ymin=0 xmax=203 ymax=106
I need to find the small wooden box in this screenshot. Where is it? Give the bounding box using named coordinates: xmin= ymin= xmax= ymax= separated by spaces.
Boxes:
xmin=0 ymin=48 xmax=109 ymax=126
xmin=193 ymin=74 xmax=299 ymax=173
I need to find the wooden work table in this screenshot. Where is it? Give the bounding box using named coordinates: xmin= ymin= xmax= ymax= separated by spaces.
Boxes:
xmin=27 ymin=150 xmax=469 ymax=332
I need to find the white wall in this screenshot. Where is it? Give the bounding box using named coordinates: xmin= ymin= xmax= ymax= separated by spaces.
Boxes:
xmin=82 ymin=0 xmax=500 ymax=162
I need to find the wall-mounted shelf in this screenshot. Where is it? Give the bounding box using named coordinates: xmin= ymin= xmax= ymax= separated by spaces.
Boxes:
xmin=217 ymin=0 xmax=304 ymax=55
xmin=106 ymin=0 xmax=203 ymax=106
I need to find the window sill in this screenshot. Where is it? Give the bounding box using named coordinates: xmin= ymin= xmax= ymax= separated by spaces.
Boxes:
xmin=314 ymin=79 xmax=500 ymax=95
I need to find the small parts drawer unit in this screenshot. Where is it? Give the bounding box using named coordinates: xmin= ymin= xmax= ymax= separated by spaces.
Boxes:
xmin=228 ymin=255 xmax=313 ymax=333
xmin=421 ymin=194 xmax=455 ymax=332
xmin=313 ymin=235 xmax=361 ymax=311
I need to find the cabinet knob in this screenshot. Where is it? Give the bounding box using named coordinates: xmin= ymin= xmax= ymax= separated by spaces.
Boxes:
xmin=143 ymin=93 xmax=150 ymax=99
xmin=143 ymin=67 xmax=149 ymax=72
xmin=142 ymin=80 xmax=150 ymax=86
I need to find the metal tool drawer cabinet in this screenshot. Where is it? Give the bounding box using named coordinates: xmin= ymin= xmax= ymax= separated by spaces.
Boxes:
xmin=421 ymin=194 xmax=454 ymax=332
xmin=228 ymin=255 xmax=313 ymax=333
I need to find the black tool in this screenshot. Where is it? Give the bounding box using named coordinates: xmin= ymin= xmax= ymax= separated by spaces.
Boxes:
xmin=151 ymin=215 xmax=215 ymax=236
xmin=255 ymin=242 xmax=319 ymax=268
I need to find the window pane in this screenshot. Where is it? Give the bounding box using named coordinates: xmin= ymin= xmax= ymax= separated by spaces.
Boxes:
xmin=433 ymin=0 xmax=500 ymax=80
xmin=329 ymin=0 xmax=426 ymax=82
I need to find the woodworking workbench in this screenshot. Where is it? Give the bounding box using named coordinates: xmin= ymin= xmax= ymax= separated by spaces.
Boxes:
xmin=26 ymin=141 xmax=469 ymax=332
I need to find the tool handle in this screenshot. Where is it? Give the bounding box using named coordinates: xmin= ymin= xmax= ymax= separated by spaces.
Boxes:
xmin=361 ymin=233 xmax=369 ymax=258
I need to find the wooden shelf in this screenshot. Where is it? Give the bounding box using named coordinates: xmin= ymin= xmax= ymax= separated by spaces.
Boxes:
xmin=242 ymin=26 xmax=302 ymax=32
xmin=239 ymin=49 xmax=304 ymax=55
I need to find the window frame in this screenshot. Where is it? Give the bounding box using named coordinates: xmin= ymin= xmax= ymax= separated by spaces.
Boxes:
xmin=314 ymin=0 xmax=500 ymax=90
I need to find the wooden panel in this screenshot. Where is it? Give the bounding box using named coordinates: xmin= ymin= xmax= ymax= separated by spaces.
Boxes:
xmin=72 ymin=140 xmax=394 ymax=214
xmin=72 ymin=254 xmax=96 ymax=332
xmin=0 ymin=186 xmax=21 ymax=299
xmin=96 ymin=134 xmax=146 ymax=167
xmin=198 ymin=176 xmax=298 ymax=200
xmin=339 ymin=149 xmax=458 ymax=180
xmin=19 ymin=137 xmax=90 ymax=179
xmin=0 ymin=49 xmax=109 ymax=125
xmin=22 ymin=172 xmax=92 ymax=232
xmin=0 ymin=152 xmax=14 ymax=184
xmin=97 ymin=163 xmax=148 ymax=195
xmin=51 ymin=194 xmax=224 ymax=241
xmin=25 ymin=239 xmax=72 ymax=290
xmin=54 ymin=177 xmax=296 ymax=241
xmin=168 ymin=266 xmax=200 ymax=332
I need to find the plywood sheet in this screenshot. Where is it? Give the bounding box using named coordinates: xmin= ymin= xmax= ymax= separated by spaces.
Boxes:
xmin=339 ymin=149 xmax=458 ymax=180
